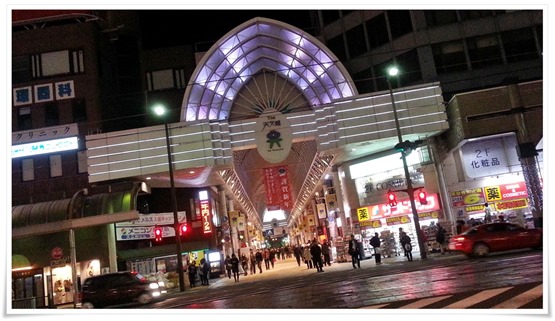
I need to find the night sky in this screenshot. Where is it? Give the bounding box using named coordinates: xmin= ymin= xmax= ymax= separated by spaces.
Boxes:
xmin=138 ymin=10 xmax=314 ymax=49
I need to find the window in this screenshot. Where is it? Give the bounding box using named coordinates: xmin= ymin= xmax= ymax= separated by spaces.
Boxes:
xmin=374 ymin=60 xmax=393 ymax=91
xmin=326 ymin=34 xmax=347 ymax=61
xmin=146 ymin=68 xmax=186 ymax=91
xmin=501 ymin=28 xmax=539 ymax=63
xmin=353 ymin=68 xmax=375 ymax=94
xmin=388 ymin=10 xmax=413 ymax=40
xmin=432 ymin=40 xmax=468 ymax=74
xmin=77 ymin=150 xmax=88 ymax=173
xmin=346 ymin=25 xmax=367 ymax=58
xmin=396 ymin=49 xmax=422 ymax=84
xmin=467 ymin=35 xmax=503 ymax=69
xmin=72 ymin=99 xmax=87 ymax=123
xmin=18 ymin=107 xmax=32 ymax=131
xmin=321 ymin=10 xmax=340 ymax=25
xmin=13 ymin=56 xmax=31 ymax=84
xmin=424 ymin=10 xmax=458 ymax=27
xmin=459 ymin=10 xmax=493 ymax=21
xmin=365 ymin=14 xmax=389 ymax=49
xmin=50 ymin=154 xmax=62 ymax=177
xmin=44 ymin=102 xmax=59 ymax=127
xmin=22 ymin=158 xmax=34 ymax=181
xmin=31 ymin=49 xmax=84 ymax=78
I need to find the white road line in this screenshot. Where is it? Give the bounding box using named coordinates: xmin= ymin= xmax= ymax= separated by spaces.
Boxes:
xmin=360 ymin=303 xmax=390 ymax=309
xmin=400 ymin=295 xmax=452 ymax=309
xmin=445 ymin=287 xmax=512 ymax=309
xmin=492 ymin=284 xmax=543 ymax=309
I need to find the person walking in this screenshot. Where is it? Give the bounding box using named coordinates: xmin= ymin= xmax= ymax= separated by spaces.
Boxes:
xmin=240 ymin=253 xmax=249 ymax=276
xmin=321 ymin=239 xmax=331 ymax=267
xmin=302 ymin=245 xmax=313 ymax=269
xmin=436 ymin=223 xmax=447 ymax=254
xmin=348 ymin=234 xmax=361 ymax=268
xmin=369 ymin=232 xmax=382 ymax=265
xmin=230 ymin=253 xmax=240 ymax=282
xmin=263 ymin=248 xmax=271 ymax=270
xmin=249 ymin=250 xmax=257 ymax=274
xmin=224 ymin=255 xmax=232 ymax=279
xmin=255 ymin=249 xmax=264 ymax=273
xmin=269 ymin=248 xmax=276 ymax=268
xmin=400 ymin=232 xmax=413 ymax=261
xmin=310 ymin=240 xmax=324 ymax=272
xmin=293 ymin=244 xmax=302 ymax=266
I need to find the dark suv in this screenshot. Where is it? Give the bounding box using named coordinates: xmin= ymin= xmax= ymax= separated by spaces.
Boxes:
xmin=80 ymin=271 xmax=165 ymax=308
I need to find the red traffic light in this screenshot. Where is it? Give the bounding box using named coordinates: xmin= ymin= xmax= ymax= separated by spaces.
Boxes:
xmin=418 ymin=190 xmax=428 ymax=205
xmin=387 ymin=191 xmax=397 ymax=207
xmin=154 ymin=226 xmax=163 ymax=242
xmin=179 ymin=224 xmax=188 ymax=235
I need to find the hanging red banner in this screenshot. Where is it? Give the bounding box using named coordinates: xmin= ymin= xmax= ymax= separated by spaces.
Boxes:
xmin=263 ymin=165 xmax=293 ymax=210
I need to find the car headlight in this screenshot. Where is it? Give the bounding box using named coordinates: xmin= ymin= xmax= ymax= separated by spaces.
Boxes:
xmin=149 ymin=282 xmax=160 ymax=290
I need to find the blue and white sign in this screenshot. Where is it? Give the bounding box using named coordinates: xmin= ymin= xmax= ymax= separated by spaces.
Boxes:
xmin=461 ymin=135 xmax=519 ymax=178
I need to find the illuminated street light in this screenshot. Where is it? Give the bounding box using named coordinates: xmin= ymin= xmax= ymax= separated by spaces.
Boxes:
xmin=153 ymin=104 xmax=186 ymax=291
xmin=386 ymin=66 xmax=427 ymax=260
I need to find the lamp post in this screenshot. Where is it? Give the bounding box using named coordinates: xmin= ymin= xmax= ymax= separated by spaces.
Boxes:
xmin=153 ymin=104 xmax=186 ymax=291
xmin=386 ymin=66 xmax=427 ymax=260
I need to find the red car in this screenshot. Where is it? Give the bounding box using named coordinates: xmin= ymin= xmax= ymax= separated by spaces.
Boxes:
xmin=448 ymin=222 xmax=542 ymax=257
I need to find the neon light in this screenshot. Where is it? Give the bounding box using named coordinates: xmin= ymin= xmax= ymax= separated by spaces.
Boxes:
xmin=12 ymin=136 xmax=78 ymax=158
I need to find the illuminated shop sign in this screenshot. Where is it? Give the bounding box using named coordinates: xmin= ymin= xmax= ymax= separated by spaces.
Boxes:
xmin=356 ymin=193 xmax=440 ymax=221
xmin=200 ymin=199 xmax=212 ymax=234
xmin=450 ymin=188 xmax=485 ymax=207
xmin=484 ymin=182 xmax=528 ymax=202
xmin=12 ymin=136 xmax=78 ymax=158
xmin=495 ymin=199 xmax=528 ymax=211
xmin=386 ymin=215 xmax=411 ymax=226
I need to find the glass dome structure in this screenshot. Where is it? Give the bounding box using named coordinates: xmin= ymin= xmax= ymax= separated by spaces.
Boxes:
xmin=181 ymin=17 xmax=357 ymax=121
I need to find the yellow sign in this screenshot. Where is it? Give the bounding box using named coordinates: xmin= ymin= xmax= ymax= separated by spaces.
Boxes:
xmin=359 ymin=220 xmax=382 ymax=228
xmin=484 ymin=186 xmax=503 ymax=202
xmin=495 ymin=199 xmax=528 ymax=211
xmin=357 ymin=207 xmax=370 ymax=221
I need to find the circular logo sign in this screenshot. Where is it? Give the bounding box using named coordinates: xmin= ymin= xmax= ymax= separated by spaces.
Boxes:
xmin=51 ymin=247 xmax=63 ymax=260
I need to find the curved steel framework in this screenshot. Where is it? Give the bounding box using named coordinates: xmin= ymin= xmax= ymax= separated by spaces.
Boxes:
xmin=181 ymin=17 xmax=357 ymax=122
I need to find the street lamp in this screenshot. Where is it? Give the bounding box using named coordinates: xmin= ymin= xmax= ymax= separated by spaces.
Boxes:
xmin=386 ymin=66 xmax=427 ymax=260
xmin=153 ymin=104 xmax=186 ymax=291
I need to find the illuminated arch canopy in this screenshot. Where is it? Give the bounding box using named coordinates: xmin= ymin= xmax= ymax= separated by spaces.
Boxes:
xmin=181 ymin=17 xmax=357 ymax=121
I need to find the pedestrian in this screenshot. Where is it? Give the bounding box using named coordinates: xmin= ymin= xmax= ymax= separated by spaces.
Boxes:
xmin=321 ymin=239 xmax=331 ymax=266
xmin=310 ymin=240 xmax=324 ymax=272
xmin=302 ymin=245 xmax=313 ymax=269
xmin=187 ymin=261 xmax=198 ymax=288
xmin=348 ymin=234 xmax=361 ymax=268
xmin=293 ymin=244 xmax=302 ymax=266
xmin=255 ymin=249 xmax=264 ymax=273
xmin=269 ymin=248 xmax=276 ymax=268
xmin=241 ymin=253 xmax=249 ymax=276
xmin=263 ymin=248 xmax=271 ymax=270
xmin=400 ymin=232 xmax=413 ymax=261
xmin=249 ymin=250 xmax=257 ymax=274
xmin=230 ymin=253 xmax=240 ymax=282
xmin=369 ymin=232 xmax=382 ymax=265
xmin=224 ymin=255 xmax=232 ymax=279
xmin=199 ymin=258 xmax=210 ymax=285
xmin=436 ymin=223 xmax=447 ymax=254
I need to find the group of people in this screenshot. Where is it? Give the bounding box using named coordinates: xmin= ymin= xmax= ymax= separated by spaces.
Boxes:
xmin=292 ymin=239 xmax=332 ymax=273
xmin=186 ymin=258 xmax=211 ymax=288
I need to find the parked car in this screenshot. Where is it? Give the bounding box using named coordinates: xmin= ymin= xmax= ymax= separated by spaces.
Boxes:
xmin=448 ymin=222 xmax=542 ymax=257
xmin=80 ymin=271 xmax=165 ymax=309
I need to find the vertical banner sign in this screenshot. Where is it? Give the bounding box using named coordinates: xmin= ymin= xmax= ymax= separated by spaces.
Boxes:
xmin=200 ymin=199 xmax=212 ymax=234
xmin=255 ymin=111 xmax=293 ymax=164
xmin=316 ymin=203 xmax=327 ymax=219
xmin=325 ymin=193 xmax=337 ymax=213
xmin=229 ymin=211 xmax=239 ymax=228
xmin=263 ymin=165 xmax=293 ymax=210
xmin=237 ymin=215 xmax=246 ymax=231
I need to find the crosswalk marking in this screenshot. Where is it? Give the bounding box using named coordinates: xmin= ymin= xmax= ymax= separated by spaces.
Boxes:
xmin=444 ymin=287 xmax=512 ymax=309
xmin=361 ymin=303 xmax=389 ymax=309
xmin=400 ymin=295 xmax=452 ymax=309
xmin=492 ymin=284 xmax=543 ymax=309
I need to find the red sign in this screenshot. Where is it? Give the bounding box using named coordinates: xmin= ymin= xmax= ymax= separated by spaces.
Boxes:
xmin=357 ymin=193 xmax=441 ymax=222
xmin=263 ymin=166 xmax=293 ymax=210
xmin=484 ymin=182 xmax=529 ymax=202
xmin=51 ymin=247 xmax=63 ymax=260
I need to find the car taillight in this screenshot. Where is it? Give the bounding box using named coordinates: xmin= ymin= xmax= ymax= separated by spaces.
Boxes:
xmin=452 ymin=236 xmax=466 ymax=242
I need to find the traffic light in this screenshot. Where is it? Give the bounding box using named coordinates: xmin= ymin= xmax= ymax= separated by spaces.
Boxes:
xmin=154 ymin=226 xmax=163 ymax=242
xmin=179 ymin=224 xmax=188 ymax=236
xmin=418 ymin=190 xmax=428 ymax=205
xmin=387 ymin=191 xmax=397 ymax=207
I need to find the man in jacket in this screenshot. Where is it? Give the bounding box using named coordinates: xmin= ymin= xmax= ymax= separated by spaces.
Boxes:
xmin=310 ymin=240 xmax=324 ymax=272
xmin=348 ymin=234 xmax=361 ymax=268
xmin=369 ymin=232 xmax=382 ymax=265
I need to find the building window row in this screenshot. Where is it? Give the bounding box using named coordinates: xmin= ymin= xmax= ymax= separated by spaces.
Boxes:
xmin=146 ymin=68 xmax=186 ymax=91
xmin=16 ymin=99 xmax=87 ymax=132
xmin=18 ymin=151 xmax=87 ymax=182
xmin=13 ymin=49 xmax=84 ymax=83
